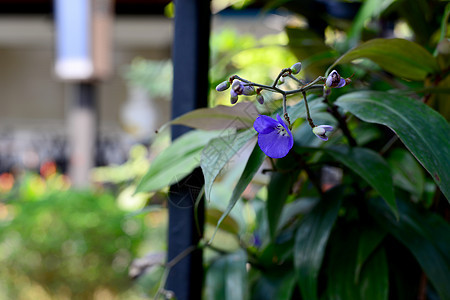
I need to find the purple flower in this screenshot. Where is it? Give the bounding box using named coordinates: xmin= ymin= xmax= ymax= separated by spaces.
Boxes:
xmin=325 ymin=70 xmax=346 ymax=88
xmin=312 ymin=125 xmax=334 ymax=141
xmin=254 ymin=114 xmax=294 ymax=158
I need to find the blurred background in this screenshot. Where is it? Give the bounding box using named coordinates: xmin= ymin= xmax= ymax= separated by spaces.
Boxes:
xmin=0 ymin=0 xmax=297 ymax=299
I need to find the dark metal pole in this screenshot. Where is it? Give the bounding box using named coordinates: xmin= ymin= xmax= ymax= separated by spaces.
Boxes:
xmin=166 ymin=0 xmax=210 ymax=299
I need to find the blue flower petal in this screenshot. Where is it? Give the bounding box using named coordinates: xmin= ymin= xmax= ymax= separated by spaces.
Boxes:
xmin=258 ymin=129 xmax=293 ymax=158
xmin=254 ymin=115 xmax=279 ymax=134
xmin=336 ymin=78 xmax=346 ymax=88
xmin=255 ymin=114 xmax=293 ymax=158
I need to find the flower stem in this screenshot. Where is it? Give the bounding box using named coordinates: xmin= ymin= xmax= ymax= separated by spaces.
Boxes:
xmin=302 ymin=92 xmax=315 ymax=128
xmin=282 ymin=94 xmax=288 ymax=120
xmin=301 ymin=76 xmax=326 ymax=90
xmin=287 ymin=74 xmax=305 ymax=85
xmin=272 ymin=68 xmax=291 ymax=88
xmin=286 ymin=84 xmax=324 ymax=95
xmin=323 ymin=96 xmax=357 ymax=147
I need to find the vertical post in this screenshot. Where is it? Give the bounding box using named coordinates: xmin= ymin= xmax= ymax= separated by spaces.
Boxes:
xmin=67 ymin=83 xmax=97 ymax=188
xmin=166 ymin=0 xmax=210 ymax=299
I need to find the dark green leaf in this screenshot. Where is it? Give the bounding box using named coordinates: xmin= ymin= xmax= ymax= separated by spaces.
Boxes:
xmin=209 ymin=145 xmax=266 ymax=243
xmin=251 ymin=270 xmax=296 ymax=300
xmin=267 ymin=156 xmax=299 ymax=240
xmin=369 ymin=198 xmax=450 ymax=300
xmin=170 ymin=102 xmax=259 ymax=131
xmin=135 ymin=130 xmax=220 ymax=193
xmin=359 ymin=248 xmax=389 ymax=300
xmin=336 ymin=91 xmax=450 ymax=202
xmin=206 ymin=250 xmax=248 ymax=300
xmin=327 ymin=39 xmax=440 ymax=80
xmin=326 ymin=227 xmax=389 ymax=300
xmin=387 ymin=148 xmax=425 ymax=198
xmin=346 ymin=0 xmax=384 ymax=48
xmin=201 ymin=129 xmax=257 ymax=200
xmin=277 ymin=197 xmax=318 ymax=231
xmin=355 ymin=227 xmax=386 ymax=283
xmin=325 ymin=146 xmax=397 ymax=218
xmin=294 ymin=187 xmax=343 ymax=300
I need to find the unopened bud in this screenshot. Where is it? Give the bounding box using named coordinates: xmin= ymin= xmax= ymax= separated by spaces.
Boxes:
xmin=290 ymin=62 xmax=302 ymax=74
xmin=277 ymin=76 xmax=285 ymax=85
xmin=231 ymin=79 xmax=242 ymax=90
xmin=216 ymin=81 xmax=230 ymax=92
xmin=312 ymin=126 xmax=326 ymax=136
xmin=243 ymin=85 xmax=256 ymax=96
xmin=325 ymin=70 xmax=346 ymax=88
xmin=230 ymin=94 xmax=238 ymax=104
xmin=256 ymin=94 xmax=264 ymax=104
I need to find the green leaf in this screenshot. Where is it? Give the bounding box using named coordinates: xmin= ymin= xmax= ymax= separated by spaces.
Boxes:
xmin=135 ymin=130 xmax=220 ymax=193
xmin=369 ymin=198 xmax=450 ymax=300
xmin=201 ymin=129 xmax=257 ymax=201
xmin=327 ymin=38 xmax=440 ymax=80
xmin=206 ymin=208 xmax=240 ymax=236
xmin=387 ymin=148 xmax=425 ymax=198
xmin=277 ymin=197 xmax=318 ymax=231
xmin=336 ymin=91 xmax=450 ymax=202
xmin=170 ymin=102 xmax=259 ymax=131
xmin=294 ymin=187 xmax=343 ymax=300
xmin=359 ymin=248 xmax=389 ymax=300
xmin=209 ymin=144 xmax=266 ymax=243
xmin=206 ymin=249 xmax=248 ymax=300
xmin=346 ymin=0 xmax=388 ymax=48
xmin=325 ymin=146 xmax=397 ymax=218
xmin=251 ymin=270 xmax=296 ymax=300
xmin=355 ymin=227 xmax=386 ymax=283
xmin=435 ymin=3 xmax=450 ymax=56
xmin=267 ymin=156 xmax=299 ymax=240
xmin=326 ymin=227 xmax=389 ymax=300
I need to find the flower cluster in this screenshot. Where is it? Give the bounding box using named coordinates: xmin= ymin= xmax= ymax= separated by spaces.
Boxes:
xmin=215 ymin=65 xmax=350 ymax=158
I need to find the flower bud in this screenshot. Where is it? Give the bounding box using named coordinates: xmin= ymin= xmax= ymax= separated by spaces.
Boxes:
xmin=256 ymin=94 xmax=264 ymax=104
xmin=325 ymin=70 xmax=346 ymax=88
xmin=290 ymin=62 xmax=302 ymax=75
xmin=312 ymin=126 xmax=326 ymax=136
xmin=231 ymin=79 xmax=242 ymax=90
xmin=277 ymin=76 xmax=285 ymax=85
xmin=215 ymin=81 xmax=230 ymax=92
xmin=243 ymin=85 xmax=256 ymax=96
xmin=230 ymin=94 xmax=238 ymax=104
xmin=312 ymin=125 xmax=333 ymax=141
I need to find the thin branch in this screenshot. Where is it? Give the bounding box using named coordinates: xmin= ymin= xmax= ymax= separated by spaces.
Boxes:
xmin=282 ymin=94 xmax=289 ymax=125
xmin=303 ymin=92 xmax=315 ymax=128
xmin=194 ymin=186 xmax=205 ymax=238
xmin=287 ymin=74 xmax=305 ymax=85
xmin=272 ymin=68 xmax=291 ymax=88
xmin=323 ymin=97 xmax=357 ymax=147
xmin=154 ymin=245 xmax=197 ymax=299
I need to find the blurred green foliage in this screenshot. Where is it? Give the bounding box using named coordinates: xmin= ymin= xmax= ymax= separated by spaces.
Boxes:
xmin=0 ymin=164 xmax=168 ymax=300
xmin=123 ymin=58 xmax=173 ymax=99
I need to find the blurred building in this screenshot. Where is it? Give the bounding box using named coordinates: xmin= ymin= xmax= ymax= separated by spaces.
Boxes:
xmin=0 ymin=0 xmax=173 ymax=173
xmin=0 ymin=0 xmax=288 ymax=174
